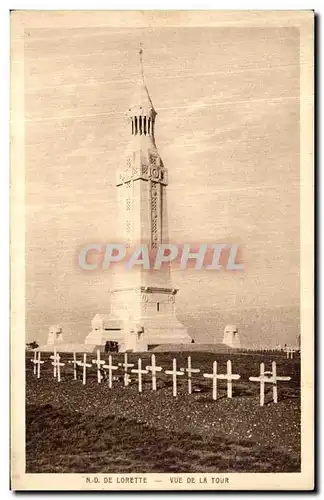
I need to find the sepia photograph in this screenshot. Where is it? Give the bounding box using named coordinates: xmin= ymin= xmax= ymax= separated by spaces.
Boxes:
xmin=10 ymin=10 xmax=314 ymax=490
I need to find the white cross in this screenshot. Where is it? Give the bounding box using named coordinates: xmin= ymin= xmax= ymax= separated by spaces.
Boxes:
xmin=180 ymin=356 xmax=200 ymax=394
xmin=92 ymin=349 xmax=105 ymax=383
xmin=118 ymin=353 xmax=134 ymax=386
xmin=68 ymin=352 xmax=79 ymax=380
xmin=50 ymin=348 xmax=57 ymax=377
xmin=31 ymin=350 xmax=37 ymax=375
xmin=271 ymin=360 xmax=291 ymax=403
xmin=249 ymin=362 xmax=291 ymax=406
xmin=146 ymin=354 xmax=162 ymax=391
xmin=249 ymin=363 xmax=267 ymax=406
xmin=203 ymin=361 xmax=218 ymax=400
xmin=33 ymin=351 xmax=44 ymax=379
xmin=103 ymin=355 xmax=118 ymax=388
xmin=51 ymin=353 xmax=65 ymax=382
xmin=78 ymin=353 xmax=91 ymax=385
xmin=165 ymin=358 xmax=184 ymax=397
xmin=131 ymin=358 xmax=148 ymax=393
xmin=216 ymin=360 xmax=241 ymax=398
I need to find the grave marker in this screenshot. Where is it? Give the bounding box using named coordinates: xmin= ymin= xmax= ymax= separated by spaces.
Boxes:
xmin=35 ymin=351 xmax=44 ymax=379
xmin=203 ymin=361 xmax=218 ymax=400
xmin=216 ymin=360 xmax=240 ymax=398
xmin=131 ymin=358 xmax=148 ymax=393
xmin=271 ymin=360 xmax=291 ymax=403
xmin=118 ymin=353 xmax=134 ymax=387
xmin=146 ymin=354 xmax=162 ymax=391
xmin=165 ymin=358 xmax=184 ymax=397
xmin=51 ymin=353 xmax=65 ymax=382
xmin=68 ymin=352 xmax=78 ymax=380
xmin=180 ymin=356 xmax=200 ymax=394
xmin=249 ymin=362 xmax=266 ymax=406
xmin=78 ymin=353 xmax=91 ymax=385
xmin=285 ymin=347 xmax=296 ymax=359
xmin=272 ymin=362 xmax=278 ymax=403
xmin=50 ymin=349 xmax=57 ymax=377
xmin=249 ymin=361 xmax=291 ymax=406
xmin=92 ymin=349 xmax=105 ymax=383
xmin=31 ymin=350 xmax=37 ymax=375
xmin=103 ymin=355 xmax=118 ymax=388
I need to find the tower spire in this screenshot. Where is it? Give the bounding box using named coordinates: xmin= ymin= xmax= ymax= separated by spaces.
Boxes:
xmin=127 ymin=47 xmax=156 ymax=137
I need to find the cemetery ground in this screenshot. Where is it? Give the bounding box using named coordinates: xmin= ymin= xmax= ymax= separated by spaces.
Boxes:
xmin=26 ymin=351 xmax=300 ymax=474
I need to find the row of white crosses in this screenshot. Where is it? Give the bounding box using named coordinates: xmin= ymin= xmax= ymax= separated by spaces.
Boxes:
xmin=31 ymin=350 xmax=67 ymax=383
xmin=31 ymin=351 xmax=292 ymax=405
xmin=125 ymin=355 xmax=241 ymax=399
xmin=118 ymin=354 xmax=163 ymax=393
xmin=31 ymin=352 xmax=241 ymax=399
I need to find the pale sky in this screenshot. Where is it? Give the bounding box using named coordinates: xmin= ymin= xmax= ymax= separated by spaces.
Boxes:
xmin=23 ymin=24 xmax=300 ymax=347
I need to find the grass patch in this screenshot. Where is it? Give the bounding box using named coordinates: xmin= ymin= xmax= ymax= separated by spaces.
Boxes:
xmin=26 ymin=403 xmax=300 ymax=473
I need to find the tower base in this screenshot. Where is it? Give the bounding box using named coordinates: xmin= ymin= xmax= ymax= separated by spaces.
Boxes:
xmin=84 ymin=286 xmax=191 ymax=352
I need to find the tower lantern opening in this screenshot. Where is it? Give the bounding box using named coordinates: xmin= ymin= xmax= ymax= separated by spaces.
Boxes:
xmin=127 ymin=46 xmax=157 ymax=138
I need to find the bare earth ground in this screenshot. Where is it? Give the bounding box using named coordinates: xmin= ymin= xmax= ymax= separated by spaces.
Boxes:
xmin=26 ymin=351 xmax=300 ymax=473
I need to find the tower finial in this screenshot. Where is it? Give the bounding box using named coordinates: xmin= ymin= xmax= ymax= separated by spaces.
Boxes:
xmin=139 ymin=44 xmax=144 ymax=80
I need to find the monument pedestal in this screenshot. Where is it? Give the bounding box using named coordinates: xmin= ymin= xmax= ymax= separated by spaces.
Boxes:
xmin=85 ymin=286 xmax=191 ymax=352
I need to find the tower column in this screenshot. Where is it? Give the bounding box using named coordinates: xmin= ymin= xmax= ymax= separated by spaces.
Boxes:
xmin=85 ymin=47 xmax=191 ymax=351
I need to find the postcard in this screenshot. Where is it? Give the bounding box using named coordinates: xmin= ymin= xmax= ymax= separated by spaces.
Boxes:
xmin=10 ymin=10 xmax=314 ymax=490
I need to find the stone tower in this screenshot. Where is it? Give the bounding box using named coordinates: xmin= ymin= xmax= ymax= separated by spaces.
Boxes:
xmin=85 ymin=48 xmax=191 ymax=351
